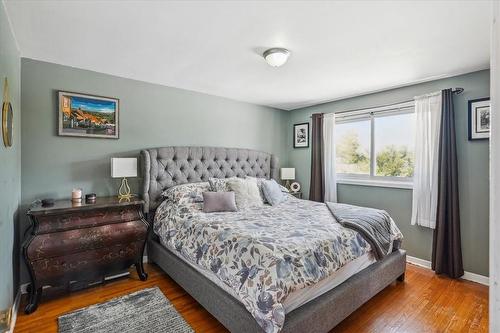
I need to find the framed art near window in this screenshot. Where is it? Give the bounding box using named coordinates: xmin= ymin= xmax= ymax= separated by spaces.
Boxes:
xmin=58 ymin=91 xmax=119 ymax=139
xmin=293 ymin=122 xmax=309 ymax=148
xmin=468 ymin=97 xmax=490 ymax=140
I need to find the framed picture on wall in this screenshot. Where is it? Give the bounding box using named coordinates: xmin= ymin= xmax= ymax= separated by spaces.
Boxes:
xmin=468 ymin=97 xmax=490 ymax=140
xmin=293 ymin=122 xmax=309 ymax=148
xmin=58 ymin=91 xmax=119 ymax=139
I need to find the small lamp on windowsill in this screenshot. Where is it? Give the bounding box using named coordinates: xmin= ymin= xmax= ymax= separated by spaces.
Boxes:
xmin=281 ymin=167 xmax=295 ymax=190
xmin=111 ymin=157 xmax=137 ymax=200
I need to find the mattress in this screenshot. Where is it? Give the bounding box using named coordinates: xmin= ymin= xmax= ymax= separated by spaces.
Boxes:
xmin=283 ymin=251 xmax=376 ymax=312
xmin=162 ymin=241 xmax=376 ymax=313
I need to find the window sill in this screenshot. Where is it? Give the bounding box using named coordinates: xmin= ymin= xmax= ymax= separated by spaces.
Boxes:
xmin=337 ymin=178 xmax=413 ymax=189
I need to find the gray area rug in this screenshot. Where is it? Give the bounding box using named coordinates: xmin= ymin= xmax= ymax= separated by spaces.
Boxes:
xmin=58 ymin=287 xmax=194 ymax=333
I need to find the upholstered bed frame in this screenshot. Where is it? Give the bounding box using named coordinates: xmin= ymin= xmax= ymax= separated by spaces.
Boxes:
xmin=141 ymin=146 xmax=406 ymax=333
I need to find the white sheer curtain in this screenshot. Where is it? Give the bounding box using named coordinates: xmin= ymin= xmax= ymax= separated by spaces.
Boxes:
xmin=411 ymin=91 xmax=442 ymax=228
xmin=323 ymin=113 xmax=337 ymax=202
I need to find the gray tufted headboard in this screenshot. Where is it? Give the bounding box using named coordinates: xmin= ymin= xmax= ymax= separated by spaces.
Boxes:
xmin=140 ymin=146 xmax=279 ymax=213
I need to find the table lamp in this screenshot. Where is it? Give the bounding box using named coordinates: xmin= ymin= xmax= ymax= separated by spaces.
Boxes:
xmin=281 ymin=167 xmax=295 ymax=190
xmin=111 ymin=157 xmax=137 ymax=200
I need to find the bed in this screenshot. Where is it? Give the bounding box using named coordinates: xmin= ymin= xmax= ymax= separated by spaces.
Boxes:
xmin=141 ymin=146 xmax=406 ymax=333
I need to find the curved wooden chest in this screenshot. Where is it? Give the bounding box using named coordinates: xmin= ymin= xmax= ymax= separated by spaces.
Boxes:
xmin=23 ymin=197 xmax=150 ymax=314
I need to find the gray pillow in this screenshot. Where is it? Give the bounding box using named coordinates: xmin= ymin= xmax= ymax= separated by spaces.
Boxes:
xmin=262 ymin=179 xmax=287 ymax=206
xmin=202 ymin=192 xmax=238 ymax=213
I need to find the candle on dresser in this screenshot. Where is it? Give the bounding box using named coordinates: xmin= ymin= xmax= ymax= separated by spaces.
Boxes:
xmin=72 ymin=188 xmax=82 ymax=202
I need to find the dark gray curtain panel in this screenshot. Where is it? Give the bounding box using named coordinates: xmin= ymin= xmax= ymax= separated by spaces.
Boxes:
xmin=431 ymin=89 xmax=464 ymax=278
xmin=309 ymin=113 xmax=325 ymax=202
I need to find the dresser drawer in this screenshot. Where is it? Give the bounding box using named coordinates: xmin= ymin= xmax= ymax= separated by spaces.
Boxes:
xmin=31 ymin=241 xmax=144 ymax=284
xmin=37 ymin=206 xmax=141 ymax=233
xmin=26 ymin=220 xmax=147 ymax=261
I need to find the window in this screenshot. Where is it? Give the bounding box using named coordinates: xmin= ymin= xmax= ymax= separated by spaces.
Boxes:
xmin=335 ymin=102 xmax=415 ymax=188
xmin=374 ymin=112 xmax=415 ymax=178
xmin=335 ymin=117 xmax=371 ymax=175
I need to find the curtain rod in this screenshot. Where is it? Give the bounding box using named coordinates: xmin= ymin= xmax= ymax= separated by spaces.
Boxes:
xmin=310 ymin=87 xmax=464 ymax=118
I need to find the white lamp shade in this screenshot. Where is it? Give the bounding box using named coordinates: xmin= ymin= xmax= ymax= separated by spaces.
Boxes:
xmin=281 ymin=168 xmax=295 ymax=180
xmin=111 ymin=158 xmax=137 ymax=178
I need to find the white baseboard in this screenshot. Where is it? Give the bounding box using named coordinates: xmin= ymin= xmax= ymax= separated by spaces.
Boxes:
xmin=462 ymin=271 xmax=490 ymax=286
xmin=406 ymin=255 xmax=489 ymax=286
xmin=406 ymin=255 xmax=432 ymax=269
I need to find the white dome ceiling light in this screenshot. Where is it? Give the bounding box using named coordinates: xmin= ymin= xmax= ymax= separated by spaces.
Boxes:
xmin=263 ymin=48 xmax=290 ymax=67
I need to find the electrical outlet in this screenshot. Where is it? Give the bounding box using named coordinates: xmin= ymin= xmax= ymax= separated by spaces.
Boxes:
xmin=0 ymin=308 xmax=12 ymax=333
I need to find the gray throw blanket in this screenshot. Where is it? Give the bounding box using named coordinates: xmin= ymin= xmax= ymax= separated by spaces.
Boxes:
xmin=326 ymin=202 xmax=395 ymax=260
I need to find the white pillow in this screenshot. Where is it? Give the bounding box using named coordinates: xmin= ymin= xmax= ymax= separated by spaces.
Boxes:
xmin=227 ymin=178 xmax=263 ymax=209
xmin=245 ymin=176 xmax=267 ymax=203
xmin=246 ymin=176 xmax=289 ymax=201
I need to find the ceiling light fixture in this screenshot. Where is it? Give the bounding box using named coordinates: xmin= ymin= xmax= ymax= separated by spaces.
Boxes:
xmin=263 ymin=48 xmax=290 ymax=67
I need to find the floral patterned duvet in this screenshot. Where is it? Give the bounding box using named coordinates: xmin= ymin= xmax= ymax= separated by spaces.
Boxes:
xmin=154 ymin=183 xmax=402 ymax=333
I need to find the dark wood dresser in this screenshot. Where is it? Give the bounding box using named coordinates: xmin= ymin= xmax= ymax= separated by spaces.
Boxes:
xmin=23 ymin=197 xmax=149 ymax=314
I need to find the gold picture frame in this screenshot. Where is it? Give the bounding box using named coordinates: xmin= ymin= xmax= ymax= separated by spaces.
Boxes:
xmin=2 ymin=78 xmax=13 ymax=147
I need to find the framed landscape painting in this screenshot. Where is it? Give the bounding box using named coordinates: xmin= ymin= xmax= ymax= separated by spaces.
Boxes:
xmin=58 ymin=91 xmax=119 ymax=139
xmin=293 ymin=122 xmax=309 ymax=148
xmin=468 ymin=97 xmax=490 ymax=140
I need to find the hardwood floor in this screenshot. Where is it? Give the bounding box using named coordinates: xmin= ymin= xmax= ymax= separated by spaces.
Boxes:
xmin=15 ymin=263 xmax=488 ymax=333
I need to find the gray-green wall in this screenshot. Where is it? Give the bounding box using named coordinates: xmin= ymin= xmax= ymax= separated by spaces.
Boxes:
xmin=19 ymin=59 xmax=490 ymax=283
xmin=287 ymin=70 xmax=490 ymax=276
xmin=0 ymin=3 xmax=21 ymax=312
xmin=20 ymin=58 xmax=289 ymax=283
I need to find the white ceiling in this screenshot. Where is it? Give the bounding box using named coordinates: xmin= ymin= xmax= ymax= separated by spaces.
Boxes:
xmin=4 ymin=0 xmax=491 ymax=110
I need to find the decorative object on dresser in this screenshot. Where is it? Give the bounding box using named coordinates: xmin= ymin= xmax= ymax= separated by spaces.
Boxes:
xmin=71 ymin=188 xmax=82 ymax=203
xmin=281 ymin=167 xmax=295 ymax=190
xmin=58 ymin=91 xmax=119 ymax=139
xmin=23 ymin=196 xmax=149 ymax=314
xmin=41 ymin=198 xmax=55 ymax=207
xmin=468 ymin=97 xmax=490 ymax=140
xmin=85 ymin=193 xmax=97 ymax=203
xmin=111 ymin=157 xmax=137 ymax=200
xmin=293 ymin=122 xmax=309 ymax=148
